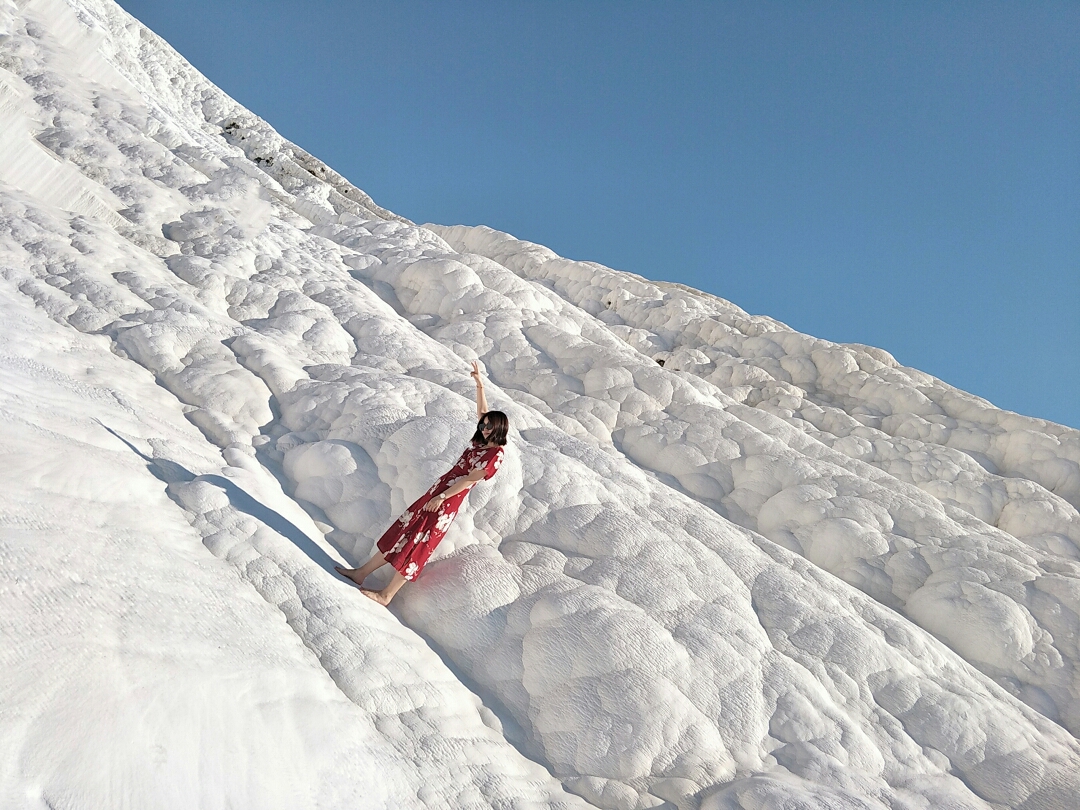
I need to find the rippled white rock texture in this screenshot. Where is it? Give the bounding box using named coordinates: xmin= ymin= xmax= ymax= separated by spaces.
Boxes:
xmin=1 ymin=1 xmax=1078 ymax=808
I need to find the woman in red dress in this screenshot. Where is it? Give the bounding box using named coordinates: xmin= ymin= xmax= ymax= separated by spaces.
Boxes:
xmin=335 ymin=362 xmax=508 ymax=605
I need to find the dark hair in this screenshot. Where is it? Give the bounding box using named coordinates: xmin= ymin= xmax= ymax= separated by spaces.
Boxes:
xmin=471 ymin=410 xmax=509 ymax=446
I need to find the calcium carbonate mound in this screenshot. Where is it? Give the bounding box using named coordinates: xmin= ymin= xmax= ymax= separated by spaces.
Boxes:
xmin=1 ymin=1 xmax=1078 ymax=809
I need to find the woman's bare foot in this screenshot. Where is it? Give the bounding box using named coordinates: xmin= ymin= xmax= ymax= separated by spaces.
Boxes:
xmin=334 ymin=565 xmax=365 ymax=587
xmin=361 ymin=589 xmax=392 ymax=606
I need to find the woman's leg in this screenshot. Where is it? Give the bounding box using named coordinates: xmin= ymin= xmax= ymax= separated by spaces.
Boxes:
xmin=362 ymin=569 xmax=407 ymax=606
xmin=334 ymin=553 xmax=387 ymax=586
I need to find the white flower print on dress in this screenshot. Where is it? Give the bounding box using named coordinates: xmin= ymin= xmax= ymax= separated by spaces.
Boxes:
xmin=397 ymin=510 xmax=413 ymax=525
xmin=435 ymin=512 xmax=454 ymax=533
xmin=404 ymin=562 xmax=418 ymax=581
xmin=412 ymin=531 xmax=431 ymax=545
xmin=388 ymin=535 xmax=409 ymax=555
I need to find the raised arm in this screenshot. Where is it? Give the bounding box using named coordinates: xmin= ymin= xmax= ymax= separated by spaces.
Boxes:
xmin=471 ymin=361 xmax=488 ymax=419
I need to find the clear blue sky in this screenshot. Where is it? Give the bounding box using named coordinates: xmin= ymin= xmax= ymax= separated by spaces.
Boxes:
xmin=116 ymin=0 xmax=1079 ymax=429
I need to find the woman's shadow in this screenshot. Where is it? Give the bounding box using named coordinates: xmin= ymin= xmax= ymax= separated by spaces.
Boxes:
xmin=95 ymin=420 xmax=341 ymax=574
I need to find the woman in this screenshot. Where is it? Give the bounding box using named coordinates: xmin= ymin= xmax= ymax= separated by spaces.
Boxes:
xmin=335 ymin=362 xmax=508 ymax=605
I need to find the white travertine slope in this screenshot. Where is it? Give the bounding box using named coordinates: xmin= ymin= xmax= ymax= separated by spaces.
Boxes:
xmin=429 ymin=225 xmax=1080 ymax=528
xmin=427 ymin=224 xmax=1080 ymax=729
xmin=1 ymin=1 xmax=1079 ymax=809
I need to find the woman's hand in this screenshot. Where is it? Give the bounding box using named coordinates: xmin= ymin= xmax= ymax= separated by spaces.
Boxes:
xmin=427 ymin=470 xmax=483 ymax=511
xmin=472 ymin=361 xmax=488 ymax=417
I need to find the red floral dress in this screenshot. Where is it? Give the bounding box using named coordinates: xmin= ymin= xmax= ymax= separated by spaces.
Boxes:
xmin=377 ymin=441 xmax=505 ymax=581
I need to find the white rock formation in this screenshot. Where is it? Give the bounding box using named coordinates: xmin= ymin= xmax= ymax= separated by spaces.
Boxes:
xmin=1 ymin=1 xmax=1078 ymax=808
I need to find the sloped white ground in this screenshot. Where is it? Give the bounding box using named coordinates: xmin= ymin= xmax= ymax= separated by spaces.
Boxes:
xmin=1 ymin=1 xmax=1079 ymax=809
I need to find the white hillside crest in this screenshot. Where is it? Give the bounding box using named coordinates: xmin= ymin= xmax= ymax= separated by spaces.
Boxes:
xmin=1 ymin=1 xmax=1079 ymax=809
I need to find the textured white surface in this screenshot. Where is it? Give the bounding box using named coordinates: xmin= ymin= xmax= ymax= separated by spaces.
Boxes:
xmin=1 ymin=1 xmax=1079 ymax=808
